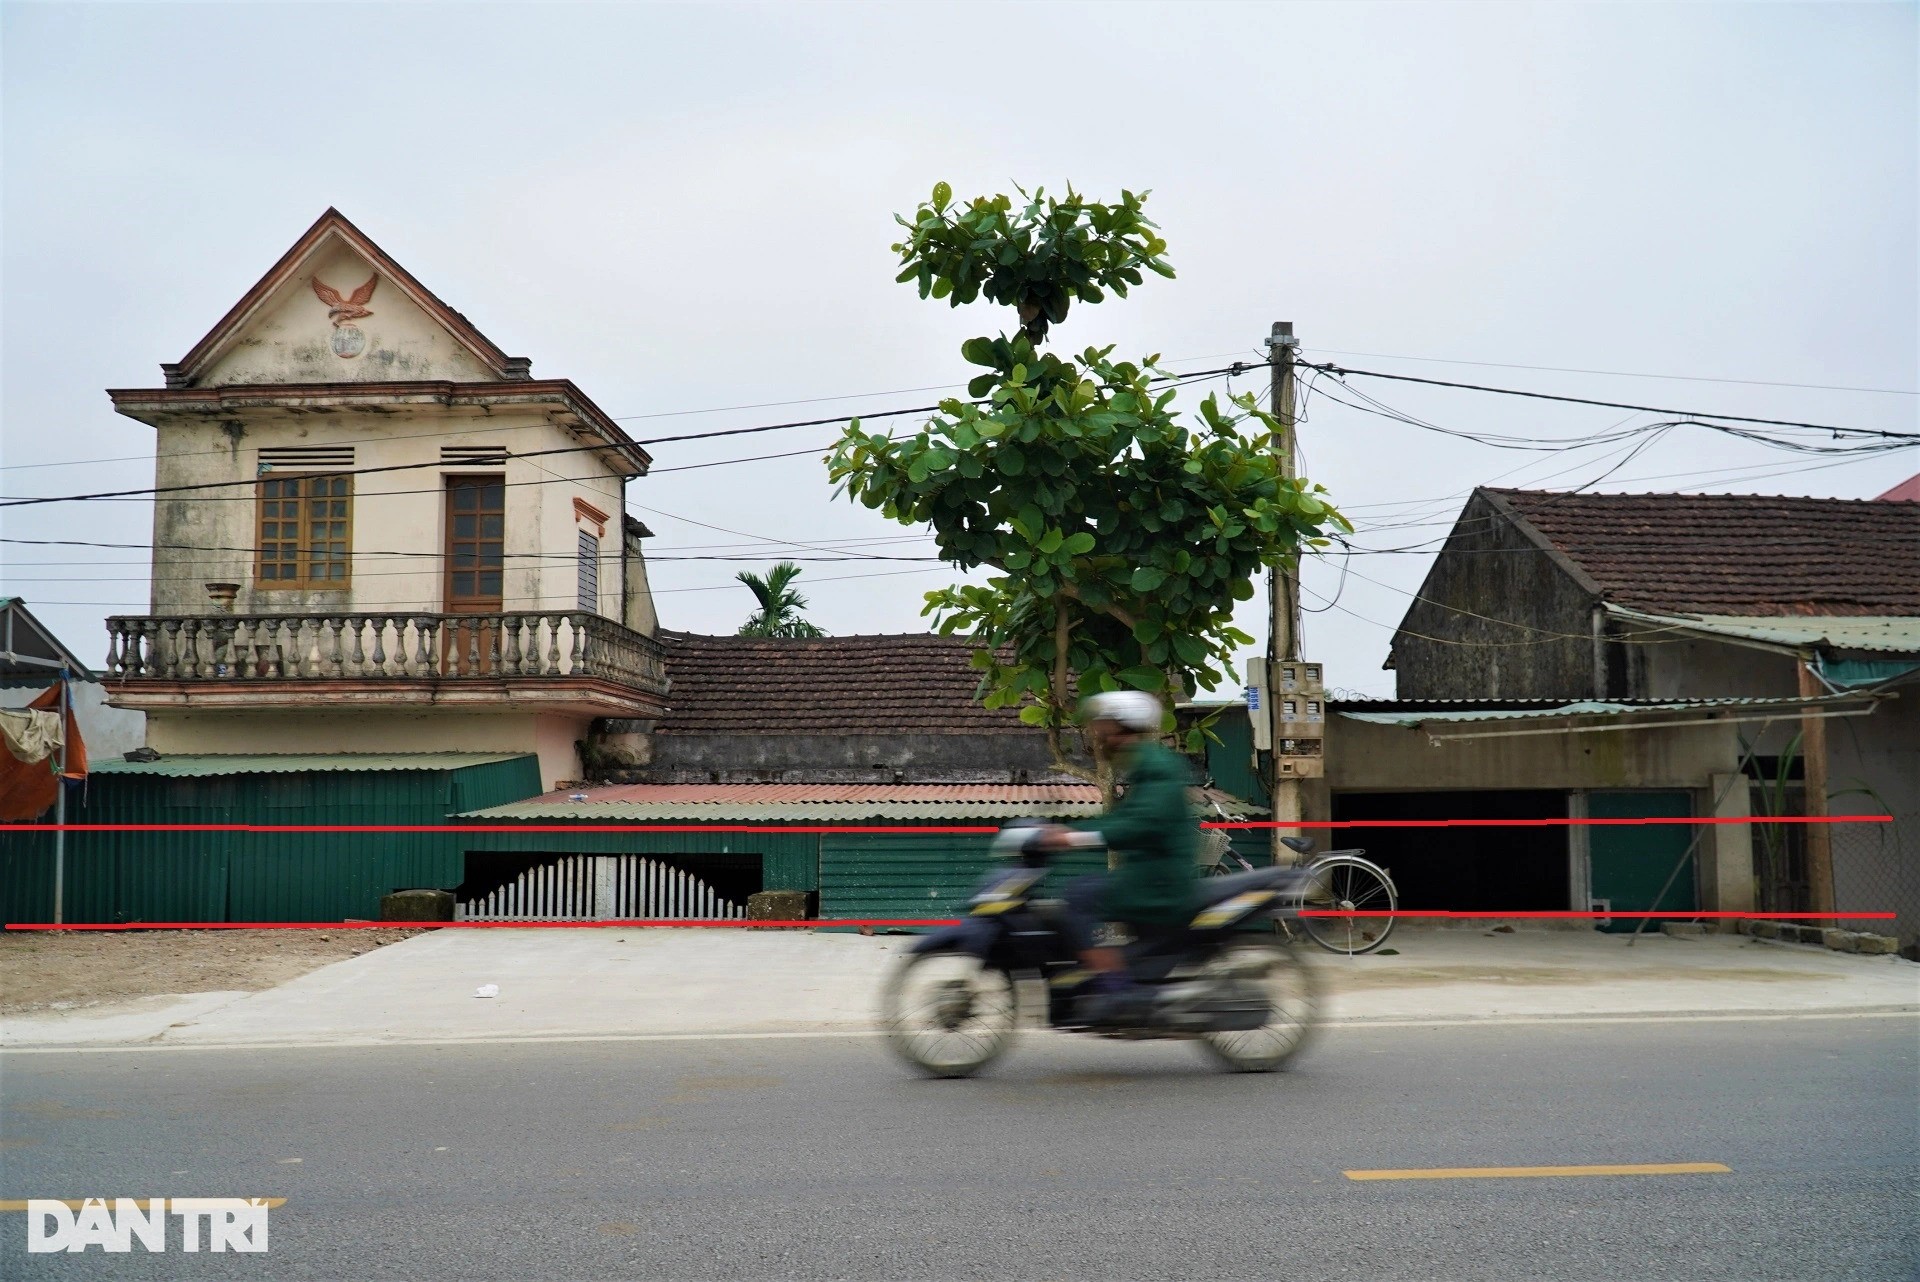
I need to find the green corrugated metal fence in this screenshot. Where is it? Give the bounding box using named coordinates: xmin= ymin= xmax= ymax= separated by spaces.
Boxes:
xmin=4 ymin=765 xmax=1222 ymax=924
xmin=1204 ymin=715 xmax=1269 ymax=808
xmin=0 ymin=826 xmax=57 ymax=925
xmin=818 ymin=829 xmax=1108 ymax=919
xmin=1 ymin=756 xmax=544 ymax=925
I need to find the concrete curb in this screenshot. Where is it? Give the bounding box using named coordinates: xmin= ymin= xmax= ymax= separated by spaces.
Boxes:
xmin=1736 ymin=919 xmax=1902 ymax=955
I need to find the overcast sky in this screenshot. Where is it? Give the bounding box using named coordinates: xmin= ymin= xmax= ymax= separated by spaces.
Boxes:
xmin=3 ymin=1 xmax=1914 ymax=696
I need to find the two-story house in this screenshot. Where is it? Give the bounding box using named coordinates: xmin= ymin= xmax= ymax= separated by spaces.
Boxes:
xmin=102 ymin=209 xmax=668 ymax=788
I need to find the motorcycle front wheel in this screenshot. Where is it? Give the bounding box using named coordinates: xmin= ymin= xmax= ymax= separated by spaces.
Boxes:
xmin=1197 ymin=938 xmax=1321 ymax=1073
xmin=880 ymin=950 xmax=1019 ymax=1078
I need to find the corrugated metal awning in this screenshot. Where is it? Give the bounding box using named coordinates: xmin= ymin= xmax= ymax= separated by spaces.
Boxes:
xmin=1337 ymin=697 xmax=1806 ymax=728
xmin=1339 ymin=690 xmax=1885 ymax=742
xmin=1606 ymin=606 xmax=1920 ymax=655
xmin=92 ymin=752 xmax=535 ymax=777
xmin=466 ymin=800 xmax=1111 ymax=821
xmin=1825 ymin=658 xmax=1920 ymax=689
xmin=460 ymin=783 xmax=1264 ymax=822
xmin=1 ymin=598 xmax=94 ymax=679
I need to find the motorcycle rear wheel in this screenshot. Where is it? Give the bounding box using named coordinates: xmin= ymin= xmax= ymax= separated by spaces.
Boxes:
xmin=1197 ymin=939 xmax=1321 ymax=1073
xmin=880 ymin=951 xmax=1019 ymax=1078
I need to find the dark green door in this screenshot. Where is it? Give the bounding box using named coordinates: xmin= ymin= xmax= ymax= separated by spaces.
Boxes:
xmin=1587 ymin=791 xmax=1697 ymax=932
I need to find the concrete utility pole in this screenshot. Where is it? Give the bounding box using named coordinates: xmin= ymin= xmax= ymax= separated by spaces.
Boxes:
xmin=1265 ymin=321 xmax=1304 ymax=861
xmin=1798 ymin=656 xmax=1835 ymax=913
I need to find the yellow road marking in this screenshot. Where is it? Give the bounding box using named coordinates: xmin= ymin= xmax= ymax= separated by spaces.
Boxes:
xmin=0 ymin=1198 xmax=287 ymax=1211
xmin=1345 ymin=1163 xmax=1730 ymax=1181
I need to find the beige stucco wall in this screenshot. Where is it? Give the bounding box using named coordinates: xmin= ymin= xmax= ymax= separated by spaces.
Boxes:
xmin=199 ymin=241 xmax=495 ymax=386
xmin=147 ymin=410 xmax=627 ymax=619
xmin=1325 ymin=714 xmax=1743 ymax=794
xmin=1317 ymin=713 xmax=1754 ymax=923
xmin=145 ymin=710 xmax=590 ymax=791
xmin=623 ymin=535 xmax=658 ymax=636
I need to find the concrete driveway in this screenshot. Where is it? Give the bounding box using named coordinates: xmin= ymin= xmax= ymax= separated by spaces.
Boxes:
xmin=4 ymin=926 xmax=1915 ymax=1051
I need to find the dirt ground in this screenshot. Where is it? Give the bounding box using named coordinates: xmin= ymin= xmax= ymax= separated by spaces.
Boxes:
xmin=0 ymin=928 xmax=425 ymax=1014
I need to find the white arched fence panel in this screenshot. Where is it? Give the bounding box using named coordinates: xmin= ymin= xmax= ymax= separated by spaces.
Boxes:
xmin=458 ymin=855 xmax=745 ymax=921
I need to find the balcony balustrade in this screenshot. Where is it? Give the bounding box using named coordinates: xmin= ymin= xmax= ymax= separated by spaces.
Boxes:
xmin=105 ymin=610 xmax=668 ymax=698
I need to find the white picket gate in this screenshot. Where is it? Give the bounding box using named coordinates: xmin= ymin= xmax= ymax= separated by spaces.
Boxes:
xmin=456 ymin=855 xmax=746 ymax=921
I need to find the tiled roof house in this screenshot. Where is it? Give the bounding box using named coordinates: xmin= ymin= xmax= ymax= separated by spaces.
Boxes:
xmin=486 ymin=630 xmax=1260 ymax=828
xmin=630 ymin=629 xmax=1074 ymax=784
xmin=1388 ymin=487 xmax=1920 ymax=702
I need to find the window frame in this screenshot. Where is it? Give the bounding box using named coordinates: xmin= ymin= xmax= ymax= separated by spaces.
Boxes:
xmin=254 ymin=472 xmax=354 ymax=590
xmin=443 ymin=473 xmax=507 ymax=611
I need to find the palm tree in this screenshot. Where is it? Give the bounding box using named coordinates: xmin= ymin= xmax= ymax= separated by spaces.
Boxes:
xmin=736 ymin=562 xmax=827 ymax=638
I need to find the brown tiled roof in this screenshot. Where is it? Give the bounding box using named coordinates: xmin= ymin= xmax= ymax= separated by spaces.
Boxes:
xmin=1487 ymin=488 xmax=1920 ymax=617
xmin=656 ymin=631 xmax=1027 ymax=736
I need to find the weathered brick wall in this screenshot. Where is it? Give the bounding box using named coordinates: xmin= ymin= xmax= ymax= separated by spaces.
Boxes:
xmin=1388 ymin=492 xmax=1597 ymax=699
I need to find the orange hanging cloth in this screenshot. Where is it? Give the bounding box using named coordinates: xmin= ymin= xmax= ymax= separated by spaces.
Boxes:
xmin=0 ymin=681 xmax=87 ymax=822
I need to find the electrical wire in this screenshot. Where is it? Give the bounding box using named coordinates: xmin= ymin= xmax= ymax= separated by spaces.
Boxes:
xmin=0 ymin=532 xmax=936 ymax=564
xmin=22 ymin=564 xmax=960 ymax=610
xmin=1299 ymin=537 xmax=1349 ymax=614
xmin=1309 ymin=363 xmax=1919 ymax=440
xmin=0 ymin=352 xmax=1257 ymax=475
xmin=0 ymin=365 xmax=1250 ymax=508
xmin=1304 ymin=346 xmax=1919 ymax=397
xmin=1 ymin=552 xmax=948 ymax=584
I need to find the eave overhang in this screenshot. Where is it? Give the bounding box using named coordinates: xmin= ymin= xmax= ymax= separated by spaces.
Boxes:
xmin=107 ymin=379 xmax=650 ymax=476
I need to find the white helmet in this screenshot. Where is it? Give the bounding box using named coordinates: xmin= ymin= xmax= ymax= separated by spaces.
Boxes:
xmin=1079 ymin=689 xmax=1163 ymax=732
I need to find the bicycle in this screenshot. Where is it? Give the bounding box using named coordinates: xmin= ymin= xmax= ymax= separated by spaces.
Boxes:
xmin=1201 ymin=828 xmax=1400 ymax=956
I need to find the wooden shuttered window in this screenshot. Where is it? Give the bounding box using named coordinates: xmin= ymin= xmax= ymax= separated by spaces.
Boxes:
xmin=256 ymin=474 xmax=352 ymax=588
xmin=577 ymin=530 xmax=600 ymax=613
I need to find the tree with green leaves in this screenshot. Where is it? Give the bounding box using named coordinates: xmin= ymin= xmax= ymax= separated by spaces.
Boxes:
xmin=828 ymin=183 xmax=1348 ymax=780
xmin=735 ymin=562 xmax=828 ymax=638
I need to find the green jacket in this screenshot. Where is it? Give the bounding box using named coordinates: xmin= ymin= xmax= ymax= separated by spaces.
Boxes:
xmin=1075 ymin=740 xmax=1199 ymax=928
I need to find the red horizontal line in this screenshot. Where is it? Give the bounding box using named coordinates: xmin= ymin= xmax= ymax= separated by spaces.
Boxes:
xmin=2 ymin=815 xmax=1894 ymax=834
xmin=5 ymin=912 xmax=1896 ymax=931
xmin=1209 ymin=816 xmax=1892 ymax=829
xmin=4 ymin=919 xmax=956 ymax=931
xmin=1296 ymin=910 xmax=1896 ymax=919
xmin=5 ymin=823 xmax=1002 ymax=834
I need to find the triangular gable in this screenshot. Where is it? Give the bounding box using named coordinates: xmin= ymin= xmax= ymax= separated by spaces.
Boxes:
xmin=163 ymin=209 xmax=532 ymax=389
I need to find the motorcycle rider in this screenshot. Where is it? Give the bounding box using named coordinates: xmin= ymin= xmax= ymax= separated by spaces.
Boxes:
xmin=1039 ymin=689 xmax=1201 ymax=1021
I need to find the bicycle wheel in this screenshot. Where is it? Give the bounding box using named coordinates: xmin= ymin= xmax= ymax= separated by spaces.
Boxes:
xmin=1299 ymin=856 xmax=1398 ymax=955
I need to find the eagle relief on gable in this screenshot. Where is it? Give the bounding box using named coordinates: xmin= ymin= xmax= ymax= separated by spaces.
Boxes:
xmin=310 ymin=274 xmax=378 ymax=358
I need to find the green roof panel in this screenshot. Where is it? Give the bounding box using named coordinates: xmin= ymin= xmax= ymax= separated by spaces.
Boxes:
xmin=1607 ymin=607 xmax=1920 ymax=655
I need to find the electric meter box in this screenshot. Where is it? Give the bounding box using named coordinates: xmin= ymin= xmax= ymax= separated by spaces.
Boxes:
xmin=1271 ymin=660 xmax=1325 ymax=778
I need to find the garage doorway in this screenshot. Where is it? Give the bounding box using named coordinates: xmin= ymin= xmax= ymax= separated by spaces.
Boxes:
xmin=1330 ymin=790 xmax=1570 ymax=913
xmin=1587 ymin=790 xmax=1697 ymax=931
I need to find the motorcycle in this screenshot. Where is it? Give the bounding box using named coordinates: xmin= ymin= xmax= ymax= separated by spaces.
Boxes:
xmin=880 ymin=821 xmax=1322 ymax=1077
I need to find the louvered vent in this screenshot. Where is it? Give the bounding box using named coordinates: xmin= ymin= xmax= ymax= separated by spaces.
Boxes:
xmin=442 ymin=446 xmax=508 ymax=466
xmin=259 ymin=445 xmax=354 ymax=469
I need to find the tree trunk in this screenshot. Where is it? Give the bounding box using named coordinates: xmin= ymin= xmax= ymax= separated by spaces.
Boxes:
xmin=1096 ymin=754 xmax=1118 ymax=869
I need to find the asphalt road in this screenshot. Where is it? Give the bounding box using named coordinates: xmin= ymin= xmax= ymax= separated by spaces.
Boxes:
xmin=3 ymin=1016 xmax=1916 ymax=1281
